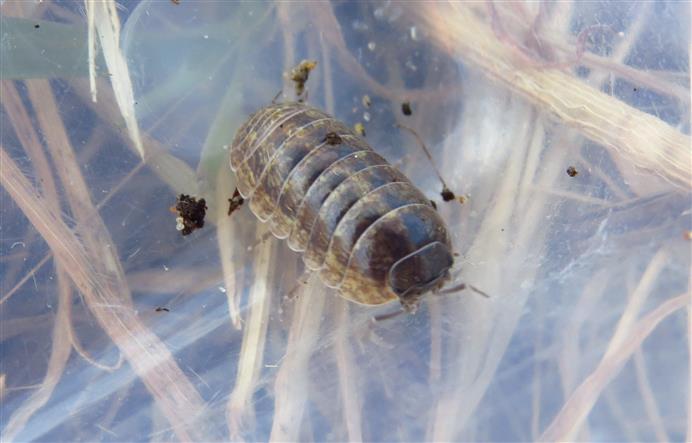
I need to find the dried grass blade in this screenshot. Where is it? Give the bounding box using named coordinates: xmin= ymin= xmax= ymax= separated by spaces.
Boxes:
xmin=541 ymin=293 xmax=689 ymax=441
xmin=269 ymin=274 xmax=325 ymax=441
xmin=412 ymin=4 xmax=691 ymax=191
xmin=1 ymin=269 xmax=72 ymax=442
xmin=215 ymin=166 xmax=242 ymax=329
xmin=227 ymin=227 xmax=274 ymax=439
xmin=84 ymin=0 xmax=144 ymax=158
xmin=0 ymin=147 xmax=215 ymax=441
xmin=333 ymin=299 xmax=362 ymax=442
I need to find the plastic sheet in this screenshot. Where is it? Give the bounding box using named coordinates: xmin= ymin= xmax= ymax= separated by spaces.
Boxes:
xmin=1 ymin=1 xmax=690 ymax=441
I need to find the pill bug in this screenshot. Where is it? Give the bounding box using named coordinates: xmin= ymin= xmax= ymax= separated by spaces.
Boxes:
xmin=229 ymin=102 xmax=454 ymax=313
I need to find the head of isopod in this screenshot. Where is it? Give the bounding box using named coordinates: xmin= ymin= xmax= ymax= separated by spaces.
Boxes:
xmin=387 ymin=241 xmax=454 ymax=314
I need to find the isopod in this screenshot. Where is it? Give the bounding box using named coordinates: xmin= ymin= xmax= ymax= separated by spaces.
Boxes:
xmin=229 ymin=102 xmax=454 ymax=313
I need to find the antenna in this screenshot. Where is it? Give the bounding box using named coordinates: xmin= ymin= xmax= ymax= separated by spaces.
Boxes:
xmin=396 ymin=123 xmax=456 ymax=201
xmin=373 ymin=308 xmax=407 ymax=322
xmin=438 ymin=282 xmax=490 ymax=298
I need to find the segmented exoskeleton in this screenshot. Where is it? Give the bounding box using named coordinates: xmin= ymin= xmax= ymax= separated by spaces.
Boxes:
xmin=230 ymin=102 xmax=454 ymax=313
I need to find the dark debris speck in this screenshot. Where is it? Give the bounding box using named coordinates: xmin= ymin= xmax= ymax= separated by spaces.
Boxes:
xmin=289 ymin=59 xmax=317 ymax=97
xmin=441 ymin=186 xmax=455 ymax=202
xmin=323 ymin=132 xmax=342 ymax=145
xmin=175 ymin=194 xmax=207 ymax=236
xmin=227 ymin=188 xmax=245 ymax=216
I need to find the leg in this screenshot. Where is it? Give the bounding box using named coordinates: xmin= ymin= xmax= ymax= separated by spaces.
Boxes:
xmin=282 ymin=269 xmax=312 ymax=303
xmin=438 ymin=282 xmax=490 ymax=298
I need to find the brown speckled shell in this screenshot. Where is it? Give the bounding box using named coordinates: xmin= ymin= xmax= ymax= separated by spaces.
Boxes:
xmin=230 ymin=102 xmax=452 ymax=306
